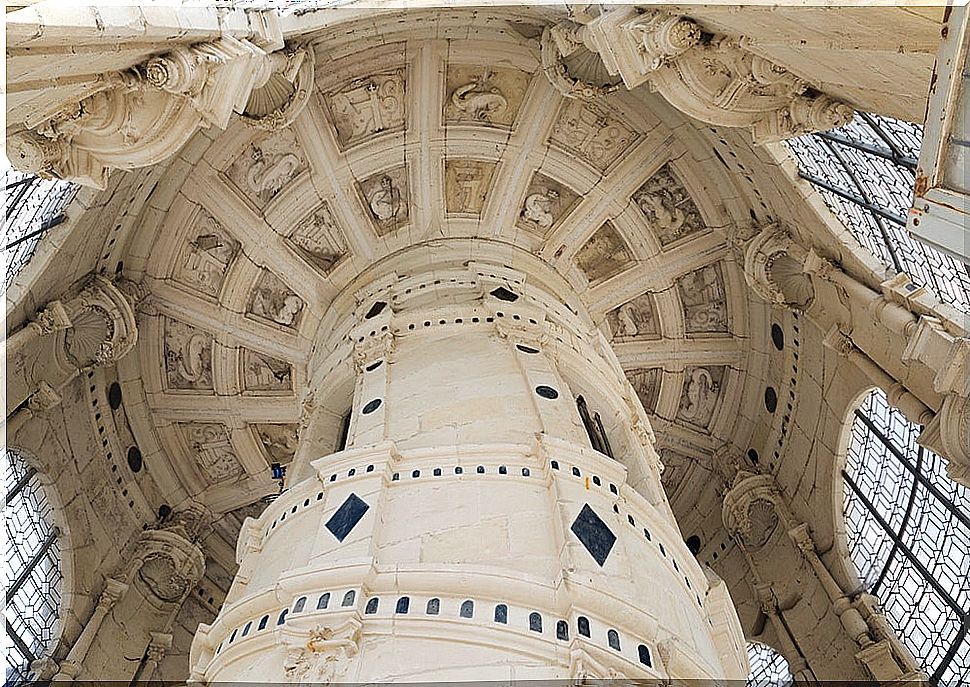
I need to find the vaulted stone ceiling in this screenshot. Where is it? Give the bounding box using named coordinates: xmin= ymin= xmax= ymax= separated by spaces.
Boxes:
xmin=7 ymin=5 xmax=929 ymax=626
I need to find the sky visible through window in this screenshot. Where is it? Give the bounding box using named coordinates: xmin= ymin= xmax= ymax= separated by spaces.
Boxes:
xmin=842 ymin=389 xmax=970 ymax=685
xmin=745 ymin=641 xmax=792 ymax=687
xmin=787 ymin=113 xmax=970 ymax=315
xmin=4 ymin=449 xmax=63 ymax=686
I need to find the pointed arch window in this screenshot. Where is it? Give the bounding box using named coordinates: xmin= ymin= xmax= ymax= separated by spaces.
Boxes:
xmin=842 ymin=388 xmax=969 ymax=684
xmin=4 ymin=448 xmax=63 ymax=686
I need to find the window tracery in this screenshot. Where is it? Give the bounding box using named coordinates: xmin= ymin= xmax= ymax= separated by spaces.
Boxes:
xmin=787 ymin=113 xmax=970 ymax=313
xmin=4 ymin=448 xmax=63 ymax=686
xmin=745 ymin=641 xmax=792 ymax=687
xmin=842 ymin=388 xmax=970 ymax=684
xmin=3 ymin=169 xmax=78 ymax=290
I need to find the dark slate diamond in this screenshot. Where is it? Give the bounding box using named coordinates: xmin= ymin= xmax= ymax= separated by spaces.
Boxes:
xmin=570 ymin=504 xmax=616 ymax=567
xmin=325 ymin=493 xmax=370 ymax=542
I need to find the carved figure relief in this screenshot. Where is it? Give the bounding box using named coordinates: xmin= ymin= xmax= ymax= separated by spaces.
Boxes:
xmin=676 ymin=263 xmax=729 ymax=334
xmin=444 ymin=66 xmax=530 ymax=128
xmin=174 ymin=213 xmax=239 ymax=299
xmin=242 ymin=349 xmax=293 ymax=394
xmin=358 ymin=167 xmax=409 ymax=236
xmin=677 ymin=365 xmax=724 ymax=431
xmin=574 ymin=222 xmax=635 ymax=285
xmin=627 ymin=367 xmax=662 ymax=414
xmin=287 ymin=203 xmax=347 ymax=275
xmin=283 ymin=626 xmax=355 ymax=685
xmin=326 ymin=71 xmax=406 ymax=148
xmin=248 ymin=271 xmax=305 ymax=329
xmin=607 ymin=293 xmax=659 ymax=340
xmin=444 ymin=160 xmax=496 ymax=216
xmin=516 ymin=172 xmax=580 ymax=235
xmin=253 ymin=423 xmax=299 ymax=464
xmin=227 ymin=129 xmax=307 ymax=208
xmin=550 ymin=100 xmax=638 ymax=172
xmin=163 ymin=319 xmax=214 ymax=391
xmin=633 ymin=164 xmax=704 ymax=247
xmin=180 ymin=422 xmax=244 ymax=484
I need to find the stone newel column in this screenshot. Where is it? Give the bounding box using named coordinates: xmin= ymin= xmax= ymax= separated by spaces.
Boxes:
xmin=189 ymin=246 xmax=747 ymax=683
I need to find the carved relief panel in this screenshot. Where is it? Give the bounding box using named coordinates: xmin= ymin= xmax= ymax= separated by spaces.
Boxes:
xmin=323 ymin=70 xmax=406 ymax=149
xmin=574 ymin=222 xmax=635 ymax=285
xmin=516 ymin=171 xmax=581 ymax=236
xmin=226 ymin=129 xmax=307 ymax=209
xmin=357 ymin=166 xmax=409 ymax=236
xmin=607 ymin=293 xmax=659 ymax=341
xmin=676 ymin=263 xmax=729 ymax=335
xmin=550 ymin=100 xmax=638 ymax=173
xmin=253 ymin=423 xmax=300 ymax=465
xmin=676 ymin=365 xmax=725 ymax=433
xmin=173 ymin=213 xmax=239 ymax=299
xmin=632 ymin=164 xmax=705 ymax=247
xmin=627 ymin=367 xmax=662 ymax=414
xmin=286 ymin=203 xmax=348 ymax=275
xmin=443 ymin=65 xmax=531 ymax=129
xmin=163 ymin=318 xmax=214 ymax=392
xmin=247 ymin=271 xmax=305 ymax=329
xmin=179 ymin=422 xmax=245 ymax=484
xmin=444 ymin=160 xmax=497 ymax=216
xmin=241 ymin=349 xmax=294 ymax=395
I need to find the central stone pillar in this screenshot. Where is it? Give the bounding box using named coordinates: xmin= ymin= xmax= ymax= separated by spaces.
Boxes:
xmin=189 ymin=243 xmax=747 ymax=683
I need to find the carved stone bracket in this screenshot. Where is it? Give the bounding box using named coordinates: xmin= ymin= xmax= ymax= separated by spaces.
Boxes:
xmin=742 ymin=224 xmax=816 ymax=310
xmin=128 ymin=503 xmax=209 ymax=606
xmin=721 ymin=471 xmax=782 ymax=551
xmin=8 ymin=37 xmax=314 ymax=188
xmin=59 ymin=275 xmax=139 ymax=370
xmin=543 ymin=7 xmax=853 ymax=141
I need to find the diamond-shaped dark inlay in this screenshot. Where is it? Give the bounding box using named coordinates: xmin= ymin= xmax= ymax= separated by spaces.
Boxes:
xmin=325 ymin=493 xmax=370 ymax=542
xmin=570 ymin=504 xmax=616 ymax=567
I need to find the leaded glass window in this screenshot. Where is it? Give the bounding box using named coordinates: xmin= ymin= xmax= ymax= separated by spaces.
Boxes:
xmin=745 ymin=641 xmax=792 ymax=687
xmin=3 ymin=168 xmax=77 ymax=291
xmin=842 ymin=388 xmax=970 ymax=685
xmin=788 ymin=113 xmax=970 ymax=314
xmin=4 ymin=448 xmax=63 ymax=686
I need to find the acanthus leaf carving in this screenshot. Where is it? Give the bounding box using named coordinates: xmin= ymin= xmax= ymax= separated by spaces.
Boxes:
xmin=544 ymin=8 xmax=853 ymax=142
xmin=10 ymin=38 xmax=313 ymax=188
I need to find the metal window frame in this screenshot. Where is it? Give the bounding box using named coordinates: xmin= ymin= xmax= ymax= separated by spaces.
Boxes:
xmin=843 ymin=392 xmax=970 ymax=684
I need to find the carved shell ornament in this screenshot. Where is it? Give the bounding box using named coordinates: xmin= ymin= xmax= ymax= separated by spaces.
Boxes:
xmin=241 ymin=47 xmax=316 ymax=131
xmin=540 ymin=26 xmax=623 ymax=100
xmin=451 ymin=70 xmax=509 ymax=122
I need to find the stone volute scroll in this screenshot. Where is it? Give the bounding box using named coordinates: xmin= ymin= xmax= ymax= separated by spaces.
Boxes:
xmin=542 ymin=6 xmax=853 ymax=142
xmin=8 ymin=36 xmax=314 ymax=188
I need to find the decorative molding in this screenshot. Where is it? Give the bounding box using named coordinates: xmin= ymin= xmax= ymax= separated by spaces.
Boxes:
xmin=742 ymin=224 xmax=815 ymax=310
xmin=543 ymin=7 xmax=852 ymax=142
xmin=8 ymin=38 xmax=313 ymax=188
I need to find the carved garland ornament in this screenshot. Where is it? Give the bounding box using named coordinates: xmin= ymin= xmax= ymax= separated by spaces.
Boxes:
xmin=9 ymin=38 xmax=314 ymax=188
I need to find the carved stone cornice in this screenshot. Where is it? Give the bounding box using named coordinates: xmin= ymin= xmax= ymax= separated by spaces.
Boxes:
xmin=8 ymin=37 xmax=314 ymax=189
xmin=543 ymin=7 xmax=853 ymax=142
